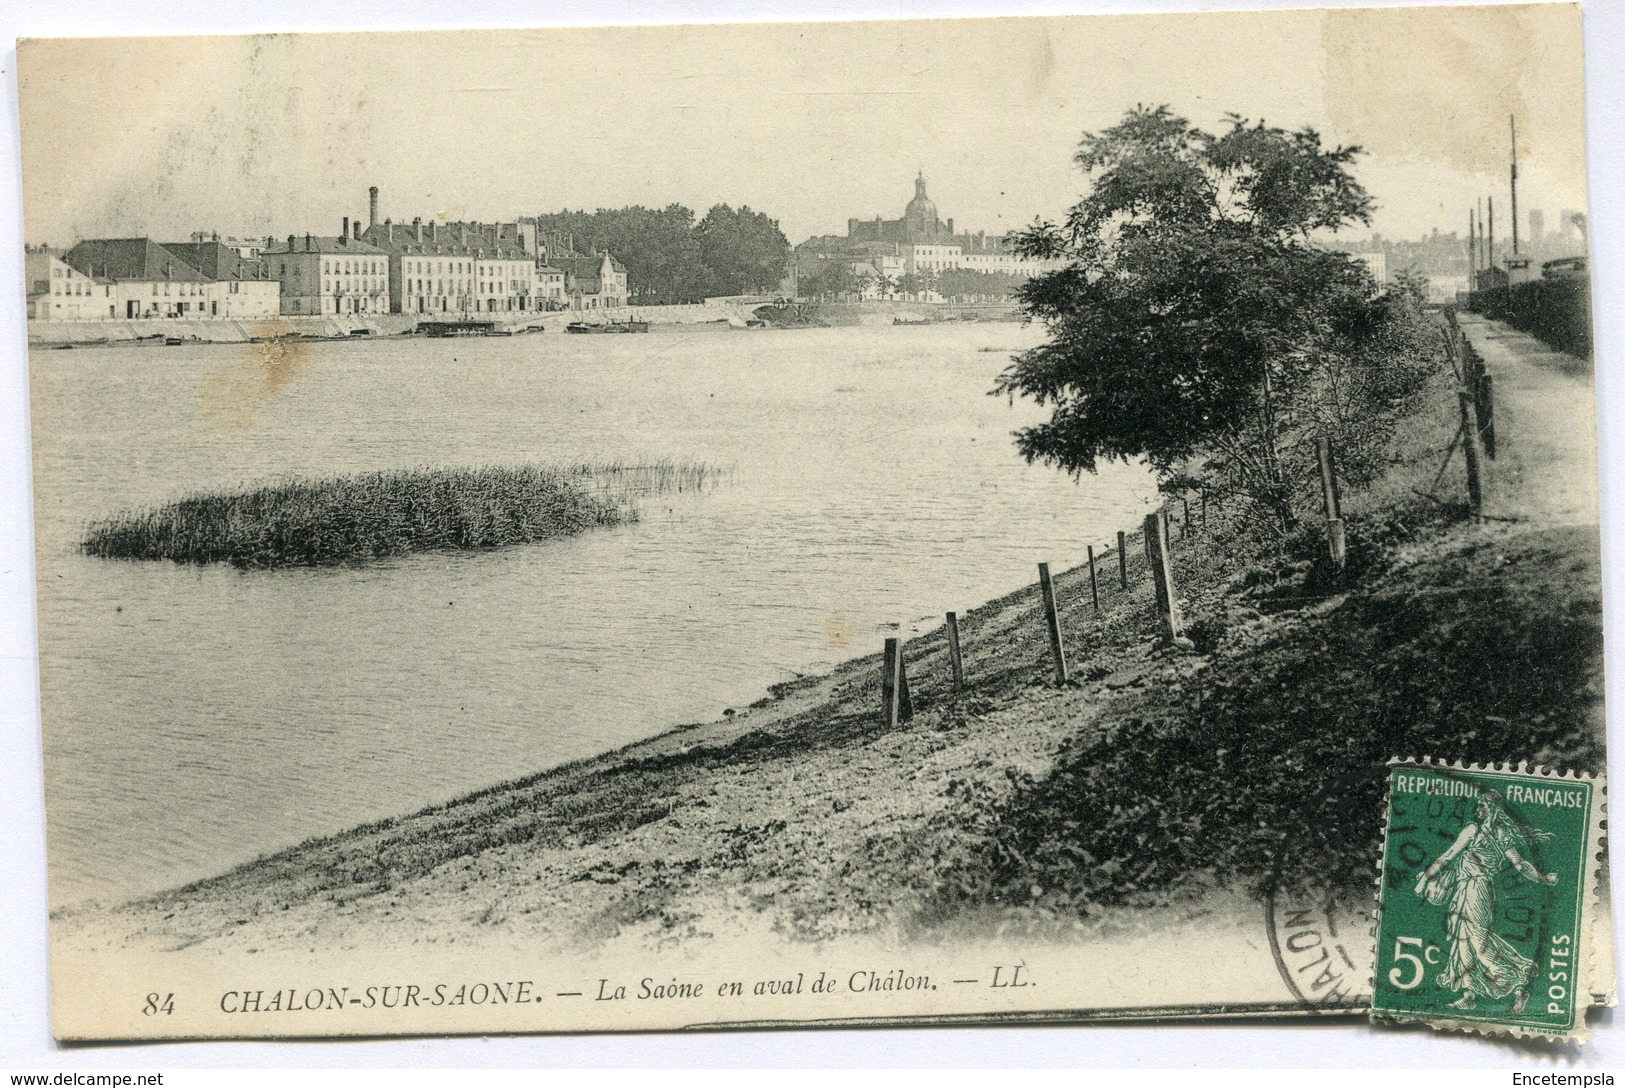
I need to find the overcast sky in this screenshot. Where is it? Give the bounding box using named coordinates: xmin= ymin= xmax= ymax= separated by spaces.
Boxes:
xmin=18 ymin=5 xmax=1587 ymax=248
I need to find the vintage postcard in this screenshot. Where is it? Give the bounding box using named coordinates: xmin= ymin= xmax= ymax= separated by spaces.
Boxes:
xmin=19 ymin=5 xmax=1613 ymax=1041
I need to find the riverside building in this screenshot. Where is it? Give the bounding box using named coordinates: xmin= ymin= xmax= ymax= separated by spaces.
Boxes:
xmin=795 ymin=172 xmax=1064 ymax=296
xmin=552 ymin=253 xmax=628 ymax=310
xmin=263 ymin=223 xmax=390 ymax=316
xmin=360 ymin=188 xmax=554 ymax=315
xmin=26 ymin=247 xmax=113 ymax=321
xmin=49 ymin=237 xmax=279 ymax=321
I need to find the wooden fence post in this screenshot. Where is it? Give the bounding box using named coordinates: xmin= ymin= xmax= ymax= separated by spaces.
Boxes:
xmin=1037 ymin=562 xmax=1069 ymax=685
xmin=1457 ymin=390 xmax=1486 ymax=517
xmin=1086 ymin=545 xmax=1101 ymax=611
xmin=1117 ymin=530 xmax=1129 ymax=589
xmin=881 ymin=637 xmax=913 ymax=726
xmin=1478 ymin=373 xmax=1497 ymax=460
xmin=945 ymin=612 xmax=964 ymax=690
xmin=899 ymin=653 xmax=913 ymax=720
xmin=1315 ymin=437 xmax=1347 ymax=572
xmin=1182 ymin=497 xmax=1191 ymax=538
xmin=1142 ymin=512 xmax=1184 ymax=643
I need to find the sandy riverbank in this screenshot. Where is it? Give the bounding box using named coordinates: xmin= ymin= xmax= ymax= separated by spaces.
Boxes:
xmin=53 ymin=315 xmax=1607 ymax=971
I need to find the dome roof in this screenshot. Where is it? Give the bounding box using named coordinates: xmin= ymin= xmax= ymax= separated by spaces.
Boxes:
xmin=904 ymin=172 xmax=937 ymax=225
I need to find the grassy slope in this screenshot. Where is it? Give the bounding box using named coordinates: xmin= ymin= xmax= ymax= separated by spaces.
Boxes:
xmin=65 ymin=348 xmax=1605 ymax=955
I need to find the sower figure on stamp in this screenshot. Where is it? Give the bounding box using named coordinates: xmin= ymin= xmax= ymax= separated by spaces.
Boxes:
xmin=1414 ymin=791 xmax=1558 ymax=1013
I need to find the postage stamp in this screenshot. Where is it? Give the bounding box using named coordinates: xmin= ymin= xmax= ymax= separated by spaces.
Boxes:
xmin=1370 ymin=758 xmax=1606 ymax=1041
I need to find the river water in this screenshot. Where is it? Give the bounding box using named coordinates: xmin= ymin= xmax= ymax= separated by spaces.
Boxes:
xmin=30 ymin=322 xmax=1156 ymax=908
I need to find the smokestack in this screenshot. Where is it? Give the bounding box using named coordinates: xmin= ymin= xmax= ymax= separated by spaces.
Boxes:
xmin=354 ymin=220 xmax=361 ymax=241
xmin=342 ymin=217 xmax=350 ymax=245
xmin=415 ymin=217 xmax=423 ymax=243
xmin=369 ymin=186 xmax=379 ymax=229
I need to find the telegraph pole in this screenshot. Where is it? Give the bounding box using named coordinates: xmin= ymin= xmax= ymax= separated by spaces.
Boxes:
xmin=1510 ymin=115 xmax=1520 ymax=256
xmin=1477 ymin=198 xmax=1485 ymax=273
xmin=1469 ymin=207 xmax=1477 ymax=284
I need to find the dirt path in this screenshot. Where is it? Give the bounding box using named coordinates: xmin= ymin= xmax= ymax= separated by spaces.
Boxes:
xmin=1456 ymin=313 xmax=1600 ymax=527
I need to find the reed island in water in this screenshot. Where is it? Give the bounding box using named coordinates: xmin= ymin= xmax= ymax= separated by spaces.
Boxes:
xmin=82 ymin=460 xmax=716 ymax=569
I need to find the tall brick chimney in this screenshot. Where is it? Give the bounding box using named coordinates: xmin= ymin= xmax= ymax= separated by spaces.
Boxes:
xmin=369 ymin=186 xmax=379 ymax=229
xmin=342 ymin=217 xmax=350 ymax=245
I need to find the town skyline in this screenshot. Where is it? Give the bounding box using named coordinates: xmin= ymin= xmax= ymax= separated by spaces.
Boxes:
xmin=20 ymin=8 xmax=1588 ymax=252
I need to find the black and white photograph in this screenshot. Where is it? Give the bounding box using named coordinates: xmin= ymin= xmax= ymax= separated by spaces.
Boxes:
xmin=10 ymin=1 xmax=1616 ymax=1047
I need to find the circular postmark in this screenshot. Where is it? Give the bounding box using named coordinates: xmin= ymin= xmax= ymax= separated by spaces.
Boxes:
xmin=1265 ymin=883 xmax=1371 ymax=1012
xmin=1263 ymin=769 xmax=1376 ymax=1012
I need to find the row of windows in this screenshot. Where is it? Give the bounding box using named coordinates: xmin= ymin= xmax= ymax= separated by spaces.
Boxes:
xmin=402 ymin=258 xmax=533 ymax=274
xmin=52 ymin=280 xmax=265 ymax=297
xmin=404 ymin=259 xmax=467 ymax=275
xmin=322 ymin=258 xmax=384 ymax=275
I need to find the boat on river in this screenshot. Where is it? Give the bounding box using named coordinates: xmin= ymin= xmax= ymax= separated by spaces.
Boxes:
xmin=420 ymin=319 xmax=498 ymax=338
xmin=565 ymin=319 xmax=650 ymax=334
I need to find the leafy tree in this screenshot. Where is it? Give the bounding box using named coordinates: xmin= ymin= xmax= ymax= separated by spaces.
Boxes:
xmin=994 ymin=106 xmax=1434 ymax=532
xmin=532 ymin=202 xmax=789 ymax=304
xmin=532 ymin=205 xmax=704 ymax=304
xmin=694 ymin=204 xmax=791 ymax=296
xmin=896 ymin=272 xmax=923 ymax=301
xmin=805 ymin=261 xmax=857 ymax=301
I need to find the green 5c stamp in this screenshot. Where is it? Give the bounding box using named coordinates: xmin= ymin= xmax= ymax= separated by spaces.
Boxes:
xmin=1371 ymin=759 xmax=1606 ymax=1041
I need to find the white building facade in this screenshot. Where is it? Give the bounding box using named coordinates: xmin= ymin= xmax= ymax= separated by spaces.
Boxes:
xmin=265 ymin=231 xmax=390 ymax=316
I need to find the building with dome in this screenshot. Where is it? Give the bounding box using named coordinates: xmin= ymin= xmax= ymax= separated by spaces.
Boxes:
xmin=846 ymin=172 xmax=957 ymax=244
xmin=791 ymin=172 xmax=1063 ymax=299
